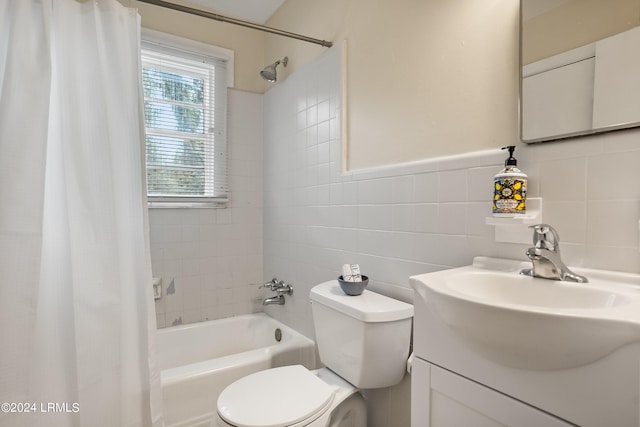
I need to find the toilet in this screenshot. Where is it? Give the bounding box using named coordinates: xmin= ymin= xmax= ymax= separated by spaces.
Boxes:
xmin=213 ymin=280 xmax=414 ymax=427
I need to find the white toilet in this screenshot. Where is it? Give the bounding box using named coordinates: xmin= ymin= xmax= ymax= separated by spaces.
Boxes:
xmin=213 ymin=280 xmax=414 ymax=427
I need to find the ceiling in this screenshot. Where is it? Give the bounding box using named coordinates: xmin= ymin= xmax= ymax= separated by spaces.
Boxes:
xmin=185 ymin=0 xmax=286 ymax=24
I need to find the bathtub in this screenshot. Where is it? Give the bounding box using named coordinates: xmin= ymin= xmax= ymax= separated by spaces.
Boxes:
xmin=157 ymin=313 xmax=316 ymax=427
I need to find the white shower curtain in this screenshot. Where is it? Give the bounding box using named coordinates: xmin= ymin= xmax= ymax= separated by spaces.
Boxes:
xmin=0 ymin=1 xmax=163 ymax=426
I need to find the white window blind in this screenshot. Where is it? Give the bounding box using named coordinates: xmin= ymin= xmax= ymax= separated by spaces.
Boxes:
xmin=141 ymin=41 xmax=227 ymax=205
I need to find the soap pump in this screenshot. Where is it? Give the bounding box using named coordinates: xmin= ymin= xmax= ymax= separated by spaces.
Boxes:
xmin=493 ymin=145 xmax=527 ymax=216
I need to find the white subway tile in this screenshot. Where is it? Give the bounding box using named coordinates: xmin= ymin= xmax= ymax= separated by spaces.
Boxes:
xmin=543 ymin=201 xmax=587 ymax=244
xmin=539 ymin=157 xmax=587 ymax=202
xmin=357 ymin=205 xmax=393 ymax=230
xmin=414 ymin=204 xmax=439 ymax=234
xmin=218 ymin=288 xmax=233 ymax=305
xmin=467 ymin=166 xmax=497 ymax=202
xmin=330 ymin=117 xmax=339 ymax=140
xmin=414 ymin=173 xmax=438 ymax=202
xmin=437 ymin=203 xmax=468 ymax=235
xmin=438 ymin=170 xmax=468 ymax=202
xmin=585 ymin=245 xmax=640 ymax=273
xmin=330 ymin=227 xmax=358 ymax=253
xmin=392 ymin=175 xmax=415 ymax=203
xmin=164 ymin=290 xmax=183 ymax=313
xmin=326 ymin=206 xmax=344 ymax=228
xmin=296 ymin=94 xmax=307 ymax=113
xmin=392 ymin=205 xmax=417 ymax=232
xmin=587 ymin=200 xmax=639 ymax=247
xmin=154 ymin=297 xmax=165 ymax=315
xmin=317 ymin=185 xmax=331 ymax=205
xmin=306 ymin=126 xmax=318 ymax=147
xmin=588 ymin=151 xmax=640 ymax=200
xmin=296 ymin=110 xmax=306 ymax=130
xmin=466 ymin=202 xmax=493 ymax=237
xmin=342 ymin=205 xmax=359 ymax=228
xmin=183 ymin=288 xmax=202 ymax=311
xmin=306 ymin=145 xmax=318 ymax=167
xmin=343 ymin=181 xmax=358 ymax=202
xmin=164 ymin=312 xmax=184 ymax=326
xmin=358 ymin=178 xmax=393 ymax=204
xmin=318 ymin=163 xmax=332 ymax=185
xmin=318 ymin=100 xmax=330 ymax=123
xmin=307 ymin=86 xmax=318 ymax=109
xmin=330 ymin=183 xmax=344 ymax=205
xmin=307 ymin=105 xmax=318 ymax=127
xmin=318 ymin=142 xmax=330 ymax=164
xmin=155 ymin=313 xmax=166 ymax=328
xmin=200 ymin=306 xmax=221 ymax=321
xmin=357 ymin=230 xmax=397 ymax=258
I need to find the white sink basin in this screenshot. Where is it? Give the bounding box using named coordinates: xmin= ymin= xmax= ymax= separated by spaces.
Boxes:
xmin=411 ymin=257 xmax=640 ymax=371
xmin=446 ymin=271 xmax=631 ymax=309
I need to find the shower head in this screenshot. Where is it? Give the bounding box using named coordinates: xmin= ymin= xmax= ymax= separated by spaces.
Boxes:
xmin=260 ymin=57 xmax=288 ymax=82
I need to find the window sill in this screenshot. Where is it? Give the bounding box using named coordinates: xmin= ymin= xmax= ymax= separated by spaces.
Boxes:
xmin=147 ymin=201 xmax=228 ymax=209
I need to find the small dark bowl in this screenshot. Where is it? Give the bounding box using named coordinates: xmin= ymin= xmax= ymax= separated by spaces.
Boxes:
xmin=337 ymin=275 xmax=369 ymax=296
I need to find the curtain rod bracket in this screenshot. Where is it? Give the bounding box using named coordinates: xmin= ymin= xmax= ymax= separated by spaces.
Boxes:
xmin=136 ymin=0 xmax=333 ymax=48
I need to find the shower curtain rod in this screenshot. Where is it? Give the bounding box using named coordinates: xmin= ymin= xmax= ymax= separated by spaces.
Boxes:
xmin=136 ymin=0 xmax=333 ymax=48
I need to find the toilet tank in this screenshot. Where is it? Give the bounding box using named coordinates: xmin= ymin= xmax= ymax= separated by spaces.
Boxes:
xmin=309 ymin=281 xmax=413 ymax=389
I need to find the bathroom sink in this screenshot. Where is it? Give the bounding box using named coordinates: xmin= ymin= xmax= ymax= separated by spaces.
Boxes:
xmin=411 ymin=257 xmax=640 ymax=371
xmin=444 ymin=272 xmax=630 ymax=309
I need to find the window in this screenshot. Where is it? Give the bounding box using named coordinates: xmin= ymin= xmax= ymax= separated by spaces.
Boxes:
xmin=141 ymin=33 xmax=230 ymax=206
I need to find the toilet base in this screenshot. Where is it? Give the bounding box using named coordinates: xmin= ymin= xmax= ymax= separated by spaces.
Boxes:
xmin=323 ymin=392 xmax=366 ymax=427
xmin=214 ymin=368 xmax=366 ymax=427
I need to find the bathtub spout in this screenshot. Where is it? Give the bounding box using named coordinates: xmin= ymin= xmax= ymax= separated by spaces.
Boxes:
xmin=263 ymin=295 xmax=285 ymax=305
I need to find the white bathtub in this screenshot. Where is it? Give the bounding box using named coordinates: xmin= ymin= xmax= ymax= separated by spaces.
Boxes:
xmin=158 ymin=313 xmax=316 ymax=427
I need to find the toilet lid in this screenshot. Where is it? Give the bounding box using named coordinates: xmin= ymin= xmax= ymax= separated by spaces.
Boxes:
xmin=217 ymin=365 xmax=336 ymax=427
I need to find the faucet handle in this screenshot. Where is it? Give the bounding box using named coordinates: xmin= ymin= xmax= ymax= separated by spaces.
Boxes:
xmin=260 ymin=278 xmax=278 ymax=290
xmin=529 ymin=224 xmax=560 ymax=251
xmin=275 ymin=281 xmax=293 ymax=296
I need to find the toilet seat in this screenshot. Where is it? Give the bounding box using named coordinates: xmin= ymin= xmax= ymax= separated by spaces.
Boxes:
xmin=217 ymin=365 xmax=337 ymax=427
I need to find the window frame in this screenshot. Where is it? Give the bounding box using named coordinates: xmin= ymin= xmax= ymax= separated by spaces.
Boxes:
xmin=141 ymin=29 xmax=234 ymax=208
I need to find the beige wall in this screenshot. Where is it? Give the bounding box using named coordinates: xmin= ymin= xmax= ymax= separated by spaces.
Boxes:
xmin=523 ymin=0 xmax=640 ymax=65
xmin=128 ymin=0 xmax=267 ymax=93
xmin=265 ymin=0 xmax=520 ymax=170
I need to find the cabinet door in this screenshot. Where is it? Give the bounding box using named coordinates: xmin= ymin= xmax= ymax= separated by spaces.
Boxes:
xmin=412 ymin=358 xmax=573 ymax=427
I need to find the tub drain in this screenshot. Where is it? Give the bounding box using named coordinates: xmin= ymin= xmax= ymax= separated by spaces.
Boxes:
xmin=274 ymin=328 xmax=282 ymax=342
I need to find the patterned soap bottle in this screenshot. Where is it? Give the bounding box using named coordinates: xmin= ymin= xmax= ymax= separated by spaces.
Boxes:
xmin=493 ymin=145 xmax=527 ymax=216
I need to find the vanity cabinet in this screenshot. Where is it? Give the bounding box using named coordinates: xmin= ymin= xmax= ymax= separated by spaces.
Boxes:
xmin=411 ymin=358 xmax=571 ymax=427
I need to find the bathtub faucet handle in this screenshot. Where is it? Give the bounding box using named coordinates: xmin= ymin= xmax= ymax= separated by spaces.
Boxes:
xmin=275 ymin=281 xmax=293 ymax=296
xmin=261 ymin=278 xmax=278 ymax=291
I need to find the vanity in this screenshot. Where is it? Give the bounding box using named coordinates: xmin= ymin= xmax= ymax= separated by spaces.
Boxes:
xmin=410 ymin=256 xmax=640 ymax=427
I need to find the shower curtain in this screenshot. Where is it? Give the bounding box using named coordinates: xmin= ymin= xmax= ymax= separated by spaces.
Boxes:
xmin=0 ymin=1 xmax=162 ymax=426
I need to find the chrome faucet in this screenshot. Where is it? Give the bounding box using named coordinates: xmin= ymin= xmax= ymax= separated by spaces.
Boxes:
xmin=262 ymin=295 xmax=286 ymax=305
xmin=261 ymin=278 xmax=294 ymax=305
xmin=520 ymin=224 xmax=588 ymax=283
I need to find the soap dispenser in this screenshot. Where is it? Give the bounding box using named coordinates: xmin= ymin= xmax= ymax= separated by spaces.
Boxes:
xmin=493 ymin=145 xmax=527 ymax=216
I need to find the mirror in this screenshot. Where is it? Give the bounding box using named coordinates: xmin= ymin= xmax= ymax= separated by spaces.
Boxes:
xmin=521 ymin=0 xmax=640 ymax=143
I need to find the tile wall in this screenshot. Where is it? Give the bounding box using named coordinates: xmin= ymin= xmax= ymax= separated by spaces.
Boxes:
xmin=150 ymin=89 xmax=264 ymax=328
xmin=262 ymin=43 xmax=640 ymax=427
